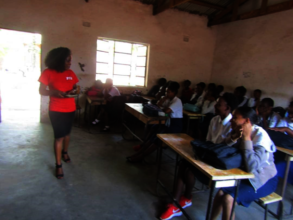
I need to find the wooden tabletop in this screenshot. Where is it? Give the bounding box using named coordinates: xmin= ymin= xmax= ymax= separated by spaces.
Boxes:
xmin=277 ymin=146 xmax=293 ymax=157
xmin=183 ymin=109 xmax=205 ymax=117
xmin=125 ymin=103 xmax=166 ymax=125
xmin=86 ymin=95 xmax=106 ymax=105
xmin=157 ymin=133 xmax=254 ymax=181
xmin=141 ymin=95 xmax=156 ymax=101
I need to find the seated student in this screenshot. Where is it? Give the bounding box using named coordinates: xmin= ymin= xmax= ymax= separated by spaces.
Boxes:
xmin=180 ymin=80 xmax=194 ymax=104
xmin=86 ymin=80 xmax=103 ymax=96
xmin=210 ymin=107 xmax=278 ymax=220
xmin=92 ymin=78 xmax=120 ymax=131
xmin=127 ymin=82 xmax=182 ymax=162
xmin=201 ymin=89 xmax=217 ymax=115
xmin=154 ymin=81 xmax=173 ymax=101
xmin=270 ymin=101 xmax=293 ymax=136
xmin=257 ymin=98 xmax=282 ymax=129
xmin=234 ymin=86 xmax=248 ymax=107
xmin=216 ymin=85 xmax=224 ymax=97
xmin=189 ymin=82 xmax=206 ymax=106
xmin=160 ymin=93 xmax=239 ymax=220
xmin=247 ymin=89 xmax=262 ymax=108
xmin=205 ymin=83 xmax=216 ymax=94
xmin=147 ymin=78 xmax=167 ymax=97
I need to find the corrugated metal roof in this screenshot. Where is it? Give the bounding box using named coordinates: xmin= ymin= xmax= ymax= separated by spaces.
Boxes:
xmin=134 ymin=0 xmax=233 ymax=16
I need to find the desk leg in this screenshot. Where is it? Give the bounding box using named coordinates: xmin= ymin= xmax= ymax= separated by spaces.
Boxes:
xmin=278 ymin=155 xmax=291 ymax=219
xmin=206 ymin=181 xmax=216 ymax=220
xmin=187 ymin=117 xmax=190 ymax=134
xmin=84 ymin=100 xmax=88 ymax=123
xmin=156 ymin=143 xmax=163 ymax=194
xmin=173 ymin=154 xmax=179 ymax=192
xmin=230 ymin=180 xmax=240 ymax=220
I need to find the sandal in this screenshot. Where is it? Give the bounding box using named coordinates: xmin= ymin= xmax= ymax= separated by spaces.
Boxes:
xmin=101 ymin=126 xmax=110 ymax=132
xmin=62 ymin=150 xmax=71 ymax=163
xmin=56 ymin=164 xmax=64 ymax=179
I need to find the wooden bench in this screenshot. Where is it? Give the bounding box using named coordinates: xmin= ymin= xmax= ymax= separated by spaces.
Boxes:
xmin=259 ymin=192 xmax=282 ymax=220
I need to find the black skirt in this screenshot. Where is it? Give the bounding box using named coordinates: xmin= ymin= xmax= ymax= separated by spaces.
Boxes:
xmin=49 ymin=111 xmax=75 ymax=139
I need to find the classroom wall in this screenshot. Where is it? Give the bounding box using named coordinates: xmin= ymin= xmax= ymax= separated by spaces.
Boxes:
xmin=0 ymin=0 xmax=216 ymax=122
xmin=210 ymin=8 xmax=293 ymax=107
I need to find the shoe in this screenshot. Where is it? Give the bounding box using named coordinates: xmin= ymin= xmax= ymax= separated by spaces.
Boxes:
xmin=133 ymin=145 xmax=141 ymax=151
xmin=101 ymin=126 xmax=110 ymax=132
xmin=56 ymin=163 xmax=64 ymax=179
xmin=92 ymin=119 xmax=99 ymax=125
xmin=160 ymin=204 xmax=182 ymax=220
xmin=179 ymin=196 xmax=192 ymax=209
xmin=62 ymin=150 xmax=71 ymax=163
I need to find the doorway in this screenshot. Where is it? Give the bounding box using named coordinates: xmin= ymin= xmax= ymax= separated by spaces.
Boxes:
xmin=0 ymin=29 xmax=42 ymax=123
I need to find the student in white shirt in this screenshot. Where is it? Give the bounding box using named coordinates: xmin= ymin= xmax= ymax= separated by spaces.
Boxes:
xmin=127 ymin=82 xmax=183 ymax=163
xmin=247 ymin=89 xmax=262 ymax=108
xmin=160 ymin=93 xmax=239 ymax=220
xmin=201 ymin=90 xmax=217 ymax=115
xmin=257 ymin=98 xmax=282 ymax=129
xmin=206 ymin=93 xmax=238 ymax=144
xmin=189 ymin=82 xmax=206 ymax=106
xmin=92 ymin=78 xmax=121 ymax=131
xmin=211 ymin=107 xmax=278 ymax=220
xmin=216 ymin=85 xmax=224 ymax=97
xmin=270 ymin=101 xmax=293 ymax=137
xmin=234 ymin=86 xmax=248 ymax=107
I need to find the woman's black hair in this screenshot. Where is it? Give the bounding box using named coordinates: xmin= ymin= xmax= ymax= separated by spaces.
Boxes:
xmin=158 ymin=78 xmax=167 ymax=86
xmin=235 ymin=86 xmax=247 ymax=96
xmin=184 ymin=80 xmax=191 ymax=87
xmin=254 ymin=89 xmax=262 ymax=94
xmin=261 ymin=98 xmax=274 ymax=107
xmin=222 ymin=93 xmax=239 ymax=112
xmin=235 ymin=106 xmax=258 ymax=124
xmin=207 ymin=83 xmax=216 ymax=91
xmin=168 ymin=82 xmax=180 ymax=95
xmin=45 ymin=47 xmax=71 ymax=72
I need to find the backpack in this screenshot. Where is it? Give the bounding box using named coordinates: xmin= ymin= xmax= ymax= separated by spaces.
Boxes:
xmin=191 ymin=139 xmax=243 ymax=170
xmin=183 ymin=103 xmax=200 ymax=113
xmin=142 ymin=104 xmax=163 ymax=117
xmin=266 ymin=130 xmax=293 ymax=150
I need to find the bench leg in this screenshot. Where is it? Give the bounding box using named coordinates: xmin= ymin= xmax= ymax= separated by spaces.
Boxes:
xmin=264 ymin=204 xmax=268 ymax=220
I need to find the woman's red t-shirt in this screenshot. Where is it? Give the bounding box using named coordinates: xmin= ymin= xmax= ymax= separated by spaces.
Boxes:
xmin=39 ymin=69 xmax=79 ymax=112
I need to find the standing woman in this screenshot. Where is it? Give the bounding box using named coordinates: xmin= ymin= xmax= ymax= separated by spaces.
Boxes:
xmin=39 ymin=47 xmax=79 ymax=179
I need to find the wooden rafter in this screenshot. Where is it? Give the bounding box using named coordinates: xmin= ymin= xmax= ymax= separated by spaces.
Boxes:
xmin=211 ymin=0 xmax=293 ymax=26
xmin=209 ymin=0 xmax=248 ymax=24
xmin=189 ymin=0 xmax=225 ymax=10
xmin=153 ymin=0 xmax=190 ymax=15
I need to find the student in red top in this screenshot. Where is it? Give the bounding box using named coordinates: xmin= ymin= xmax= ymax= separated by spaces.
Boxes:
xmin=39 ymin=47 xmax=79 ymax=179
xmin=180 ymin=80 xmax=194 ymax=104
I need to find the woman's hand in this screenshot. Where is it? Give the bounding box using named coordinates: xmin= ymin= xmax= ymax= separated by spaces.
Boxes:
xmin=51 ymin=90 xmax=66 ymax=98
xmin=231 ymin=128 xmax=243 ymax=142
xmin=242 ymin=122 xmax=252 ymax=141
xmin=269 ymin=127 xmax=288 ymax=133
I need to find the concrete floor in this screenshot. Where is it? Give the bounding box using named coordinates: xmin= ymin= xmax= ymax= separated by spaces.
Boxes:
xmin=0 ymin=118 xmax=293 ymax=220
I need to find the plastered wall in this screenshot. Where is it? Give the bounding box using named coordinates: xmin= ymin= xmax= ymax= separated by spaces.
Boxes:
xmin=210 ymin=8 xmax=293 ymax=107
xmin=0 ymin=0 xmax=216 ymax=122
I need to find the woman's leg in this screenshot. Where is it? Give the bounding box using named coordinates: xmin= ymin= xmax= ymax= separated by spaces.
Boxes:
xmin=54 ymin=137 xmax=64 ymax=176
xmin=62 ymin=135 xmax=71 ymax=161
xmin=211 ymin=190 xmax=225 ymax=220
xmin=183 ymin=167 xmax=196 ymax=200
xmin=211 ymin=190 xmax=235 ymax=220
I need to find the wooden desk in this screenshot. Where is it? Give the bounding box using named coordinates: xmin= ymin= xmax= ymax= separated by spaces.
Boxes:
xmin=183 ymin=110 xmax=205 ymax=133
xmin=122 ymin=103 xmax=166 ymax=142
xmin=276 ymin=146 xmax=293 ymax=218
xmin=157 ymin=133 xmax=254 ymax=220
xmin=84 ymin=95 xmax=106 ymax=133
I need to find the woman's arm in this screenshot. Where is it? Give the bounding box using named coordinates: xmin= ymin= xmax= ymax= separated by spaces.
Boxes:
xmin=157 ymin=96 xmax=168 ymax=108
xmin=270 ymin=127 xmax=293 ymax=138
xmin=39 ymin=83 xmax=65 ymax=97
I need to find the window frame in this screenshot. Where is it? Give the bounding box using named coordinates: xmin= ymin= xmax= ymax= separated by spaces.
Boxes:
xmin=96 ymin=37 xmax=150 ymax=88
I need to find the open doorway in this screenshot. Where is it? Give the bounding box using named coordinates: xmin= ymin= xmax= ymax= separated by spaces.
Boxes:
xmin=0 ymin=29 xmax=42 ymax=123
